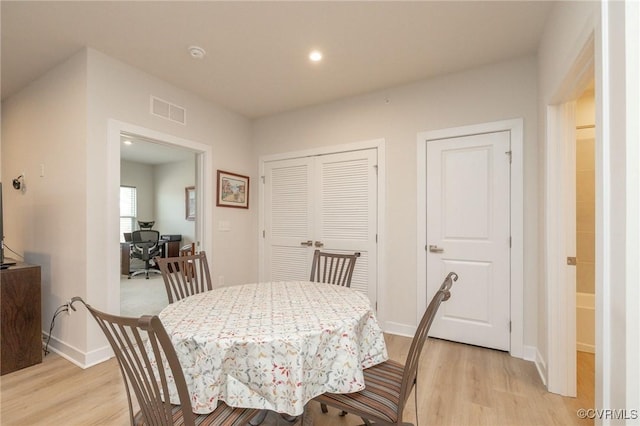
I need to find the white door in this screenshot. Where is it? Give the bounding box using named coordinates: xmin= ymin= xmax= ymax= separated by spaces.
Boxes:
xmin=426 ymin=131 xmax=511 ymax=351
xmin=263 ymin=149 xmax=378 ymax=304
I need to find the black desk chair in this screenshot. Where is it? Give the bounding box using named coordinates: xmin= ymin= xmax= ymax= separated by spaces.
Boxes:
xmin=129 ymin=230 xmax=162 ymax=279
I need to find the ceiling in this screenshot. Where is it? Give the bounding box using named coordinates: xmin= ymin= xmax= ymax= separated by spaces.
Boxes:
xmin=1 ymin=1 xmax=555 ymax=120
xmin=120 ymin=134 xmax=195 ymax=165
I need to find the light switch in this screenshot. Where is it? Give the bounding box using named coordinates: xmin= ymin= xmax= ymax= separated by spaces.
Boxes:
xmin=218 ymin=220 xmax=231 ymax=231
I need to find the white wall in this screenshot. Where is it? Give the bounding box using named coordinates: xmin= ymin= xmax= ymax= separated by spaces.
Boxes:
xmin=1 ymin=51 xmax=89 ymax=356
xmin=154 ymin=158 xmax=196 ymax=244
xmin=2 ymin=48 xmax=257 ymax=365
xmin=82 ymin=48 xmax=256 ymax=360
xmin=252 ymin=56 xmax=539 ymax=343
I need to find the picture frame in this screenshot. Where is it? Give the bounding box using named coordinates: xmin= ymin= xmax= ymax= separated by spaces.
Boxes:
xmin=185 ymin=186 xmax=196 ymax=220
xmin=217 ymin=170 xmax=249 ymax=209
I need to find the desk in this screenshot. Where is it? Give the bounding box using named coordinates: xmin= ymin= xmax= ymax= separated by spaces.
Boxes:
xmin=158 ymin=281 xmax=388 ymax=416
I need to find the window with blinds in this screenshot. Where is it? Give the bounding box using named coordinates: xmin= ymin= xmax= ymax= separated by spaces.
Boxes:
xmin=120 ymin=186 xmax=137 ymax=242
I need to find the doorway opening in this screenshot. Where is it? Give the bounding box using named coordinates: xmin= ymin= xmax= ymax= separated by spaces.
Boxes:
xmin=575 ymin=87 xmax=596 ymax=409
xmin=106 ymin=120 xmax=213 ymax=316
xmin=119 ymin=133 xmax=197 ymax=316
xmin=544 ymin=33 xmax=594 ymax=398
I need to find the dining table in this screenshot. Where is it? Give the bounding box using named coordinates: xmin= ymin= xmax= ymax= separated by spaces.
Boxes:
xmin=156 ymin=280 xmax=389 ymax=419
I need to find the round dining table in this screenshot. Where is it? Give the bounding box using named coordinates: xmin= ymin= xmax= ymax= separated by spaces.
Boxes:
xmin=157 ymin=280 xmax=388 ymax=416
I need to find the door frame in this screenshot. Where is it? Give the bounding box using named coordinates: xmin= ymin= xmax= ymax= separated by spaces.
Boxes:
xmin=545 ymin=32 xmax=594 ymax=397
xmin=258 ymin=138 xmax=386 ymax=320
xmin=416 ymin=118 xmax=524 ymax=358
xmin=106 ymin=120 xmax=213 ymax=315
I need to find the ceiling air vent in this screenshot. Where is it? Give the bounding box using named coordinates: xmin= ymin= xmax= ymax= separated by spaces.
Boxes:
xmin=150 ymin=96 xmax=186 ymax=125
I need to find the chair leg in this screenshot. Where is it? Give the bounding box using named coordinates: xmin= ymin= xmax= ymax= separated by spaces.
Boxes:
xmin=320 ymin=403 xmax=328 ymax=413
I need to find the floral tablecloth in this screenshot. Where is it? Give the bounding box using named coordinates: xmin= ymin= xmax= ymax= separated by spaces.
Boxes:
xmin=158 ymin=281 xmax=388 ymax=415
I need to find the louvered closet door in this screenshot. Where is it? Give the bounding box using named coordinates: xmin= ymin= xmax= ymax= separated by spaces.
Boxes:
xmin=264 ymin=157 xmax=314 ymax=281
xmin=314 ymin=150 xmax=377 ymax=303
xmin=263 ymin=149 xmax=378 ymax=305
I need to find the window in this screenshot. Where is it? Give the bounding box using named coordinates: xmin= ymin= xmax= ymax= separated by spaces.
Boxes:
xmin=120 ymin=186 xmax=137 ymax=242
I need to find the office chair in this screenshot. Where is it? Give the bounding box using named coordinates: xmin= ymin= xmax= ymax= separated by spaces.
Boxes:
xmin=129 ymin=229 xmax=162 ymax=279
xmin=137 ymin=220 xmax=155 ymax=230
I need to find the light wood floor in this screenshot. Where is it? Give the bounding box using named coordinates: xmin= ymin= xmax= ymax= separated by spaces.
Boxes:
xmin=0 ymin=335 xmax=594 ymax=426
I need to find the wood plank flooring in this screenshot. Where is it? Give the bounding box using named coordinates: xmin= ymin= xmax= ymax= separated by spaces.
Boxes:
xmin=0 ymin=335 xmax=594 ymax=425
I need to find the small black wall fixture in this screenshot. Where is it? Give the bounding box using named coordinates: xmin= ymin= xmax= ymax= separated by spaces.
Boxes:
xmin=12 ymin=175 xmax=24 ymax=191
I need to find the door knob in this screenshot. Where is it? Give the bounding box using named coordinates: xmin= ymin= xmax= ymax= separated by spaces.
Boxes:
xmin=300 ymin=240 xmax=313 ymax=247
xmin=314 ymin=241 xmax=324 ymax=248
xmin=428 ymin=245 xmax=444 ymax=253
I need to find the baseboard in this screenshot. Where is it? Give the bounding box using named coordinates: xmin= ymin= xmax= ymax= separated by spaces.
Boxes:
xmin=383 ymin=321 xmax=415 ymax=338
xmin=534 ymin=347 xmax=548 ymax=386
xmin=42 ymin=332 xmax=113 ymax=369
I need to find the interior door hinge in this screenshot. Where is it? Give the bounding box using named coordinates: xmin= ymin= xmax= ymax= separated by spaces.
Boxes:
xmin=509 ymin=236 xmax=512 ymax=248
xmin=505 ymin=150 xmax=512 ymax=164
xmin=262 ymin=230 xmax=265 ymax=238
xmin=509 ymin=321 xmax=512 ymax=332
xmin=261 ymin=175 xmax=265 ymax=183
xmin=376 ymin=234 xmax=378 ymax=243
xmin=373 ymin=164 xmax=378 ymax=175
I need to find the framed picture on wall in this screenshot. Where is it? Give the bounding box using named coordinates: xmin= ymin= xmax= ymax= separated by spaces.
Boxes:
xmin=185 ymin=186 xmax=196 ymax=220
xmin=217 ymin=170 xmax=249 ymax=209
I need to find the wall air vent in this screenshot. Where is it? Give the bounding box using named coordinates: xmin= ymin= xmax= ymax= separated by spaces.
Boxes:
xmin=150 ymin=96 xmax=186 ymax=125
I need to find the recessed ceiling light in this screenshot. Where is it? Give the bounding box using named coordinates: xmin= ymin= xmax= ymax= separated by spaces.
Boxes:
xmin=309 ymin=50 xmax=323 ymax=62
xmin=188 ymin=45 xmax=206 ymax=60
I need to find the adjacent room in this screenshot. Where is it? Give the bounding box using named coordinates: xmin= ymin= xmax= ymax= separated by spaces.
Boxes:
xmin=1 ymin=2 xmax=638 ymax=426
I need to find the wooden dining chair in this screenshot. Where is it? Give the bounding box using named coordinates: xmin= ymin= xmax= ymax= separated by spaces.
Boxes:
xmin=179 ymin=242 xmax=196 ymax=257
xmin=314 ymin=271 xmax=458 ymax=426
xmin=178 ymin=243 xmax=196 ymax=280
xmin=309 ymin=249 xmax=361 ymax=287
xmin=155 ymin=251 xmax=213 ymax=304
xmin=311 ymin=249 xmax=361 ymax=415
xmin=69 ymin=297 xmax=258 ymax=426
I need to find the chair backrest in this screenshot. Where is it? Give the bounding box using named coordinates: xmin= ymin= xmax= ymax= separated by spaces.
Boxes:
xmin=123 ymin=232 xmax=133 ymax=242
xmin=179 ymin=243 xmax=196 ymax=257
xmin=397 ymin=271 xmax=458 ymax=420
xmin=132 ymin=230 xmax=160 ymax=243
xmin=138 ymin=220 xmax=155 ymax=230
xmin=155 ymin=251 xmax=213 ymax=303
xmin=70 ymin=297 xmax=196 ymax=426
xmin=309 ymin=249 xmax=361 ymax=287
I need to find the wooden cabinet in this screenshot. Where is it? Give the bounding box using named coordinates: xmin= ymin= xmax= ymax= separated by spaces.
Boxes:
xmin=1 ymin=263 xmax=42 ymax=375
xmin=164 ymin=241 xmax=180 ymax=258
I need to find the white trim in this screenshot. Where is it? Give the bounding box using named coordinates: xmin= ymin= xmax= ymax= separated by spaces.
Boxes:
xmin=544 ymin=32 xmax=595 ymax=398
xmin=258 ymin=138 xmax=386 ymax=323
xmin=44 ymin=333 xmax=113 ymax=369
xmin=383 ymin=321 xmax=416 ymax=339
xmin=522 ymin=345 xmax=538 ymax=363
xmin=535 ymin=348 xmax=548 ymax=387
xmin=107 ymin=120 xmax=213 ymax=315
xmin=416 ymin=118 xmax=524 ymax=358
